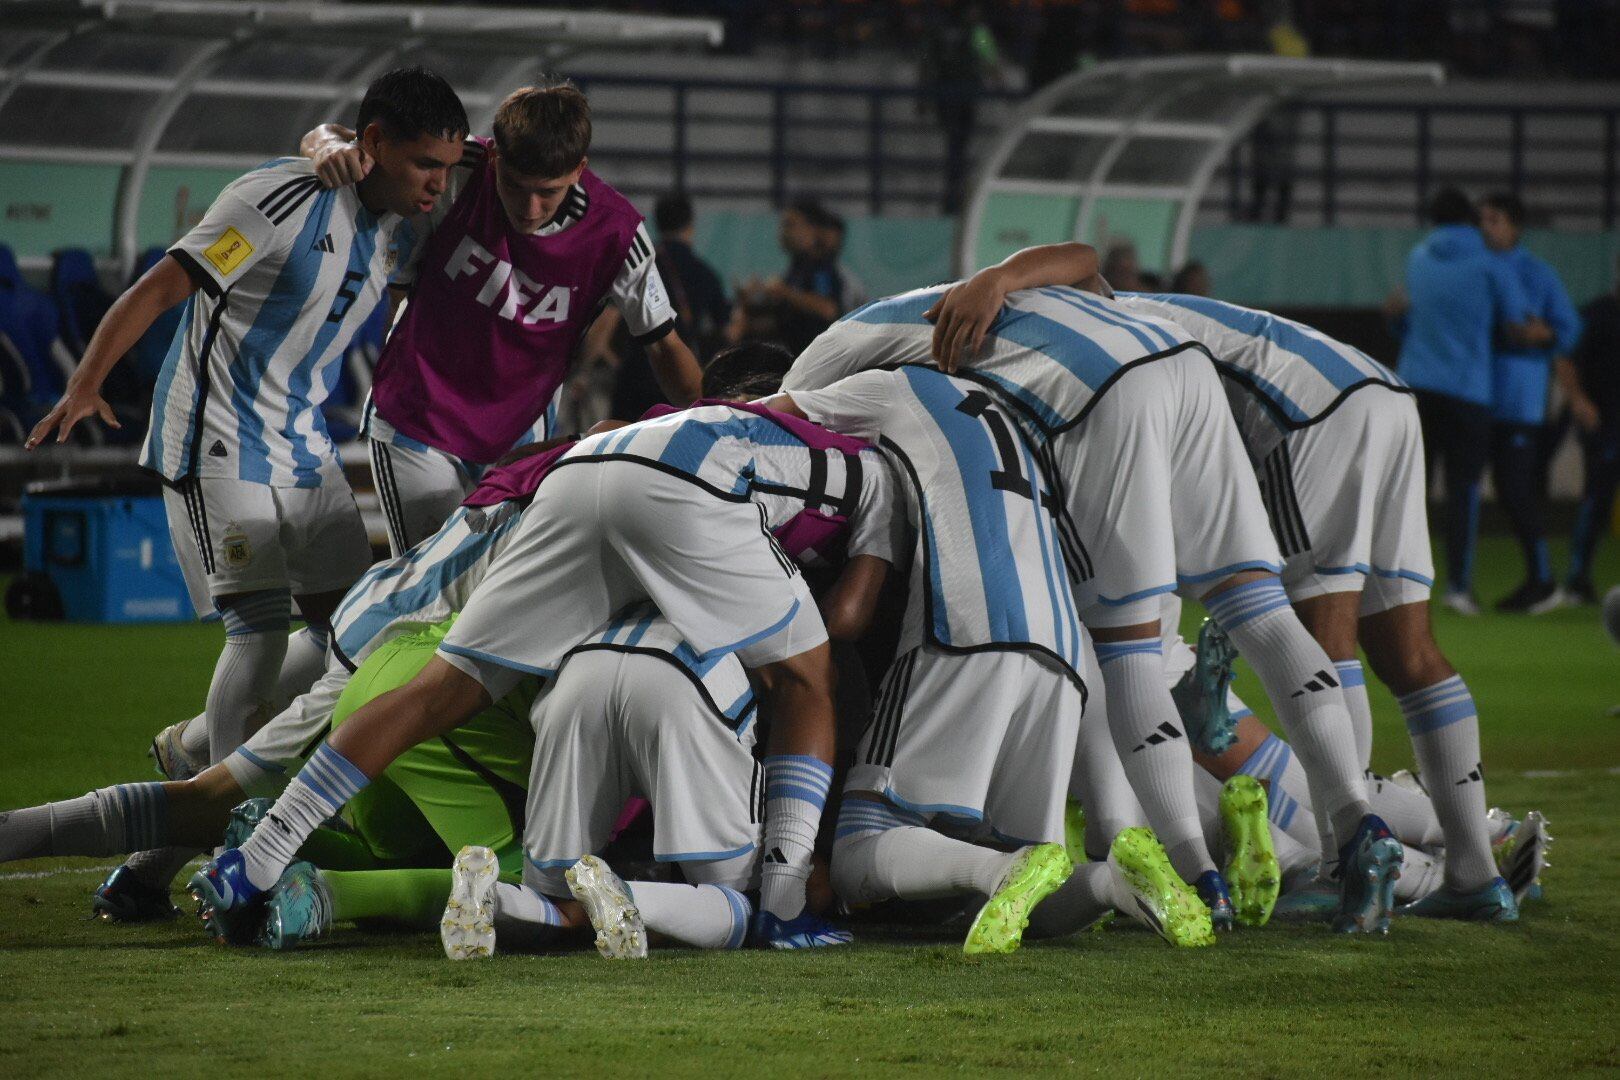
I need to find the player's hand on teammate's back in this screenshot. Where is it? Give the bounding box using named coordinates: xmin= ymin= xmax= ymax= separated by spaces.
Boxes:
xmin=924 ymin=267 xmax=1009 ymax=373
xmin=25 ymin=388 xmax=119 ymax=448
xmin=314 ymin=140 xmax=372 ymax=189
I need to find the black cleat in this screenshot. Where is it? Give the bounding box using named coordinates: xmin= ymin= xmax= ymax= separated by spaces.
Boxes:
xmin=91 ymin=865 xmax=181 ymax=923
xmin=1496 ymin=580 xmax=1561 ymax=615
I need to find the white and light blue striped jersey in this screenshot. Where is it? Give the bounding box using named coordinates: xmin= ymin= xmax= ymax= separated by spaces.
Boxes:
xmin=142 ymin=158 xmax=418 ymax=486
xmin=570 ymin=602 xmax=758 ymax=742
xmin=783 ymin=284 xmax=1205 ymax=439
xmin=792 ymin=367 xmax=1085 ymax=682
xmin=329 ymin=501 xmax=524 ymax=669
xmin=1119 ymin=293 xmax=1407 ymax=440
xmin=561 ymin=401 xmax=878 ymax=531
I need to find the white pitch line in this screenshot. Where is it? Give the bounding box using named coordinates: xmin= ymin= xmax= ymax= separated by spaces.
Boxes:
xmin=0 ymin=863 xmax=120 ymax=882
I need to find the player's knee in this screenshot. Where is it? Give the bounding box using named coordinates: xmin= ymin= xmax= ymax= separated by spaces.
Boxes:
xmin=1363 ymin=631 xmax=1453 ymax=696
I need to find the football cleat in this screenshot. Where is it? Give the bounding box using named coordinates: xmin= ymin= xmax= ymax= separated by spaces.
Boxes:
xmin=1272 ymin=877 xmax=1338 ymax=922
xmin=1107 ymin=827 xmax=1214 ymax=947
xmin=1194 ymin=870 xmax=1236 ymax=932
xmin=149 ymin=720 xmax=206 ymax=782
xmin=1496 ymin=810 xmax=1551 ymax=905
xmin=187 ymin=849 xmax=267 ymax=945
xmin=258 ymin=860 xmax=334 ymax=951
xmin=565 ymin=855 xmax=647 ymax=960
xmin=1332 ymin=814 xmax=1404 ymax=934
xmin=963 ymin=843 xmax=1073 ymax=955
xmin=222 ymin=798 xmax=274 ymax=850
xmin=1443 ymin=591 xmax=1482 ymax=617
xmin=1171 ymin=618 xmax=1240 ymax=754
xmin=441 ymin=845 xmax=500 ymax=960
xmin=1400 ymin=876 xmax=1518 ymax=922
xmin=1389 ymin=769 xmax=1425 ymax=794
xmin=1486 ymin=806 xmax=1519 ymax=848
xmin=1063 ymin=799 xmax=1089 ymax=866
xmin=90 ymin=864 xmax=180 ymax=923
xmin=752 ymin=911 xmax=854 ymax=949
xmin=1219 ymin=775 xmax=1280 ymax=927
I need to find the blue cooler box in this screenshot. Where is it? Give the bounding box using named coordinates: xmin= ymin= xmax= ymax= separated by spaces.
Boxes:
xmin=22 ymin=476 xmax=192 ymax=623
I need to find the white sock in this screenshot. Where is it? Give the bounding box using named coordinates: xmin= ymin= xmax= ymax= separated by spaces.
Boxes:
xmin=1393 ymin=846 xmax=1446 ymax=902
xmin=1094 ymin=641 xmax=1214 ymax=882
xmin=759 ymin=755 xmax=833 ymax=921
xmin=1025 ymin=862 xmax=1118 ymax=937
xmin=1232 ymin=733 xmax=1320 ymax=852
xmin=206 ymin=590 xmax=291 ymax=765
xmin=493 ymin=882 xmax=564 ymax=950
xmin=0 ymin=783 xmax=169 ymax=861
xmin=1366 ymin=772 xmax=1444 ymax=847
xmin=1397 ymin=676 xmax=1496 ymax=889
xmin=237 ymin=743 xmax=368 ymax=891
xmin=830 ymin=805 xmax=1017 ymax=904
xmin=1335 ymin=660 xmax=1374 ymax=773
xmin=178 ymin=623 xmax=330 ymax=762
xmin=1069 ymin=642 xmax=1145 ymax=858
xmin=179 ymin=712 xmax=209 ymax=758
xmin=1206 ymin=579 xmax=1368 ymax=853
xmin=628 ymin=881 xmax=752 ymax=949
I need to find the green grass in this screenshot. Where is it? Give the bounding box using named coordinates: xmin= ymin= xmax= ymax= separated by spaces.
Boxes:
xmin=2 ymin=537 xmax=1619 ymax=1077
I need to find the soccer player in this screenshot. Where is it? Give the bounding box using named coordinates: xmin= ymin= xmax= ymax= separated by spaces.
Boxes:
xmin=443 ymin=603 xmax=768 ymax=959
xmin=1115 ymin=289 xmax=1520 ymax=921
xmin=302 ymin=81 xmax=704 ymax=555
xmin=24 ymin=68 xmax=469 ymax=793
xmin=192 ymin=387 xmax=894 ymax=948
xmin=768 ymin=365 xmax=1104 ymax=953
xmin=1478 ymin=192 xmax=1584 ymax=612
xmin=785 ymin=248 xmax=1398 ymax=935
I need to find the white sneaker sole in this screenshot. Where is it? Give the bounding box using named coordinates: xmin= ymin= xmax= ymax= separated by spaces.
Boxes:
xmin=565 ymin=856 xmax=647 ymax=960
xmin=441 ymin=845 xmax=499 ymax=960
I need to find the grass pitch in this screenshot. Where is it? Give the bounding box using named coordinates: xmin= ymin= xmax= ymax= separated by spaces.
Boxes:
xmin=2 ymin=537 xmax=1618 ymax=1077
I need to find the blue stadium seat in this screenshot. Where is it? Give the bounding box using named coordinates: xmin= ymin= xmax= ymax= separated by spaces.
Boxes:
xmin=51 ymin=248 xmax=113 ymax=361
xmin=0 ymin=244 xmax=66 ymax=410
xmin=125 ymin=247 xmax=181 ymax=386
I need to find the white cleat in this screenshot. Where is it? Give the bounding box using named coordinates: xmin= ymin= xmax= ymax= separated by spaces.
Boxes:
xmin=441 ymin=845 xmax=499 ymax=960
xmin=1443 ymin=591 xmax=1482 ymax=617
xmin=1389 ymin=769 xmax=1425 ymax=794
xmin=1498 ymin=810 xmax=1552 ymax=905
xmin=149 ymin=720 xmax=206 ymax=782
xmin=565 ymin=855 xmax=647 ymax=960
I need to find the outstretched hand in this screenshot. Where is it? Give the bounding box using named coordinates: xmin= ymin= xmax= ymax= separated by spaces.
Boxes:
xmin=25 ymin=389 xmax=118 ymax=449
xmin=923 ymin=270 xmax=1008 ymax=373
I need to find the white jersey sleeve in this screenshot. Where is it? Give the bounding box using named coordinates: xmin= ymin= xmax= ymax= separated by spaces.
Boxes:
xmin=610 ymin=222 xmax=677 ymax=342
xmin=787 ymin=367 xmax=903 ymax=442
xmin=168 ymin=161 xmax=312 ymax=296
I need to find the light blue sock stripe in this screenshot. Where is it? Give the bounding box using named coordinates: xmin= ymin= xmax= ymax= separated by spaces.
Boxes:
xmin=1398 ymin=676 xmax=1477 ymax=735
xmin=763 ymin=755 xmax=833 ymax=781
xmin=1095 ymin=640 xmax=1162 ymax=664
xmin=1333 ymin=660 xmax=1366 ymax=688
xmin=714 ymin=885 xmax=751 ymax=950
xmin=767 ymin=784 xmax=829 ymax=809
xmin=299 ymin=744 xmax=369 ymax=811
xmin=1205 ymin=578 xmax=1290 ymax=630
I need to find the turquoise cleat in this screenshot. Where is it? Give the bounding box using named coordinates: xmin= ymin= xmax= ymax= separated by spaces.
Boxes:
xmin=259 ymin=860 xmax=334 ymax=950
xmin=1400 ymin=876 xmax=1519 ymax=923
xmin=1332 ymin=815 xmax=1404 ymax=934
xmin=91 ymin=865 xmax=180 ymax=923
xmin=222 ymin=798 xmax=273 ymax=849
xmin=1172 ymin=618 xmax=1240 ymax=754
xmin=1273 ymin=877 xmax=1338 ymax=922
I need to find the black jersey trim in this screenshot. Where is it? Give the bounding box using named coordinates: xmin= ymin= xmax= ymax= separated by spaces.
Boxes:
xmin=630 ymin=317 xmax=676 ymax=347
xmin=1215 ymin=364 xmax=1414 ymax=432
xmin=565 ymin=642 xmax=757 ymax=734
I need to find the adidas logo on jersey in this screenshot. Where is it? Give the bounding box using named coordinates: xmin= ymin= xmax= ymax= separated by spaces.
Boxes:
xmin=314 ymin=233 xmax=336 ymax=254
xmin=1132 ymin=722 xmax=1183 ymax=753
xmin=444 ymin=236 xmax=572 ymax=325
xmin=1289 ymin=669 xmax=1341 ymax=698
xmin=208 ymin=440 xmax=228 ymax=458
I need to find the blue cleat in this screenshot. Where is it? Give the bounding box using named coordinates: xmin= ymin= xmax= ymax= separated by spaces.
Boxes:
xmin=258 ymin=860 xmax=334 ymax=950
xmin=187 ymin=849 xmax=268 ymax=945
xmin=1172 ymin=618 xmax=1240 ymax=754
xmin=1193 ymin=870 xmax=1236 ymax=932
xmin=752 ymin=910 xmax=853 ymax=949
xmin=1272 ymin=877 xmax=1339 ymax=922
xmin=1332 ymin=814 xmax=1404 ymax=934
xmin=90 ymin=865 xmax=180 ymax=923
xmin=1400 ymin=876 xmax=1518 ymax=923
xmin=222 ymin=798 xmax=273 ymax=849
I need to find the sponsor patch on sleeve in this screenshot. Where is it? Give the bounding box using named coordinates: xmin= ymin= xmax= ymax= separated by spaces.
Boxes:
xmin=203 ymin=227 xmax=254 ymax=277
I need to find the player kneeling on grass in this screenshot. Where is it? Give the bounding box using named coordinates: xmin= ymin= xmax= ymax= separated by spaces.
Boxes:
xmin=192 ymin=371 xmax=896 ymax=949
xmin=441 ymin=603 xmax=770 ymax=959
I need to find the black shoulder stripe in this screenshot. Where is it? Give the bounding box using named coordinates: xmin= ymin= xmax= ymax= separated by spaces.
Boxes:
xmin=271 ymin=182 xmax=322 ymax=225
xmin=260 ymin=177 xmax=319 ymax=222
xmin=257 ymin=175 xmax=310 ymax=212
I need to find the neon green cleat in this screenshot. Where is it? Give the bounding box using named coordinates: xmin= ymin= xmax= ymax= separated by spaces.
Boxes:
xmin=1064 ymin=800 xmax=1089 ymax=866
xmin=1109 ymin=827 xmax=1215 ymax=948
xmin=1220 ymin=775 xmax=1280 ymax=927
xmin=962 ymin=843 xmax=1073 ymax=955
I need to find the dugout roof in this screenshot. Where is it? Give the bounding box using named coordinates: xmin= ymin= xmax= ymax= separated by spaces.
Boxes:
xmin=959 ymin=55 xmax=1445 ymax=277
xmin=0 ymin=0 xmax=722 ymax=273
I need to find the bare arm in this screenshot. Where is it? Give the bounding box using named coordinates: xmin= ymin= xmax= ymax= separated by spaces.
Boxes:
xmin=644 ymin=330 xmax=703 ymax=405
xmin=1555 ymin=356 xmax=1601 ymax=432
xmin=818 ymin=554 xmax=891 ymax=642
xmin=301 ymin=123 xmax=371 ymax=189
xmin=26 ymin=255 xmax=198 ymax=448
xmin=924 ymin=242 xmax=1099 ymax=371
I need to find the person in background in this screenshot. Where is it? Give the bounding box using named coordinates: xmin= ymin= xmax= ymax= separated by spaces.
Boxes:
xmin=1562 ymin=255 xmax=1620 ymax=605
xmin=816 ymin=210 xmax=869 ymax=313
xmin=731 ymin=198 xmax=859 ymax=354
xmin=1172 ymin=261 xmax=1212 ymax=296
xmin=596 ymin=193 xmax=733 ymax=421
xmin=1479 ymin=192 xmax=1583 ymax=613
xmin=1102 ymin=242 xmax=1146 ymax=292
xmin=1388 ymin=186 xmax=1548 ymax=616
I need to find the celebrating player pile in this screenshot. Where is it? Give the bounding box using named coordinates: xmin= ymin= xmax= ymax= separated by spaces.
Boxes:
xmin=7 ymin=64 xmax=1548 ymax=958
